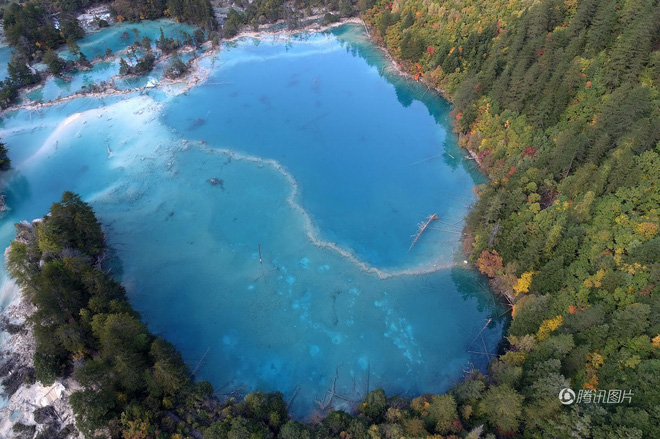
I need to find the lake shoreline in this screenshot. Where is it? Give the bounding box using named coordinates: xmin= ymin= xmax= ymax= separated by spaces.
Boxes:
xmin=0 ymin=14 xmax=505 ymax=433
xmin=355 ymin=21 xmax=489 ymax=178
xmin=356 ymin=22 xmax=511 ymax=308
xmin=226 ymin=16 xmax=365 ymax=42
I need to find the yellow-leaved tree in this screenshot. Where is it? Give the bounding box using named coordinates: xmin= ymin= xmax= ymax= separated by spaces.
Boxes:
xmin=513 ymin=271 xmax=534 ymax=295
xmin=536 ymin=315 xmax=563 ymax=341
xmin=652 ymin=335 xmax=660 ymax=349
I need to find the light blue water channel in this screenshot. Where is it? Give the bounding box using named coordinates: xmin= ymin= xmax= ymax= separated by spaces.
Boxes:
xmin=0 ymin=44 xmax=11 ymax=81
xmin=0 ymin=23 xmax=504 ymax=418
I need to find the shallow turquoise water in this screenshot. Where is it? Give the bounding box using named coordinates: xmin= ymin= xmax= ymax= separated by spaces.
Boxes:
xmin=26 ymin=61 xmax=121 ymax=101
xmin=60 ymin=19 xmax=197 ymax=60
xmin=0 ymin=45 xmax=11 ymax=80
xmin=24 ymin=20 xmax=200 ymax=103
xmin=0 ymin=24 xmax=504 ymax=417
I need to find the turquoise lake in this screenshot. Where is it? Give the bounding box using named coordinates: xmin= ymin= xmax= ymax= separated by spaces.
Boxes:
xmin=0 ymin=23 xmax=505 ymax=418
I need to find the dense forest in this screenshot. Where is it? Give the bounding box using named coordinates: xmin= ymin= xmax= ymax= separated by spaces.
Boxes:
xmin=2 ymin=0 xmax=660 ymax=437
xmin=111 ymin=0 xmax=216 ymax=30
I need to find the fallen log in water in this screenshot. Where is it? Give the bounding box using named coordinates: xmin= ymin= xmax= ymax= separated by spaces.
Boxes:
xmin=409 ymin=213 xmax=439 ymax=251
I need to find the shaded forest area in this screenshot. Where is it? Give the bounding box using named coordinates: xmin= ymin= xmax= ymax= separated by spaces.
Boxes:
xmin=220 ymin=0 xmax=362 ymax=37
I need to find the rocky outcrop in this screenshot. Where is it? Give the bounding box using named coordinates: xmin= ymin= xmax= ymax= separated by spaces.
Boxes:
xmin=0 ymin=287 xmax=81 ymax=438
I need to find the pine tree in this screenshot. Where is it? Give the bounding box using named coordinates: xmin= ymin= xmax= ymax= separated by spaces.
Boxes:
xmin=119 ymin=57 xmax=131 ymax=76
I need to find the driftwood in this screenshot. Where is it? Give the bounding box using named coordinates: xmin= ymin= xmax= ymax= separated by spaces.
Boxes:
xmin=190 ymin=347 xmax=210 ymax=378
xmin=467 ymin=318 xmax=493 ymax=349
xmin=287 ymin=386 xmax=300 ymax=410
xmin=252 ymin=267 xmax=278 ymax=283
xmin=315 ymin=367 xmax=356 ymax=413
xmin=465 ymin=318 xmax=501 ymax=360
xmin=208 ymin=177 xmax=224 ymax=189
xmin=409 ymin=213 xmax=439 ymax=251
xmin=408 ymin=154 xmax=444 ymax=166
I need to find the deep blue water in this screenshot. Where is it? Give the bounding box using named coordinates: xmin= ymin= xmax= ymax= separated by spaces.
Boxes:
xmin=0 ymin=23 xmax=504 ymax=418
xmin=164 ymin=27 xmax=482 ymax=271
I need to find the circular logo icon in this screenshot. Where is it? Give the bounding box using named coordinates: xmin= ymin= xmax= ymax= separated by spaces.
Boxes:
xmin=559 ymin=388 xmax=576 ymax=405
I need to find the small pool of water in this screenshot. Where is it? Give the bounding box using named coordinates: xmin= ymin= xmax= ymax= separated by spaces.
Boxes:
xmin=22 ymin=20 xmax=204 ymax=104
xmin=27 ymin=61 xmax=120 ymax=101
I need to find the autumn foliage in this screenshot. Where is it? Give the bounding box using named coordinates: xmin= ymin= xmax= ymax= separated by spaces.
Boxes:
xmin=476 ymin=249 xmax=503 ymax=278
xmin=536 ymin=315 xmax=563 ymax=341
xmin=513 ymin=271 xmax=533 ymax=295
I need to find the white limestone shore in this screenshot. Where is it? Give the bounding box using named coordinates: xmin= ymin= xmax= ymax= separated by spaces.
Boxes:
xmin=225 ymin=16 xmax=366 ymax=42
xmin=0 ymin=279 xmax=81 ymax=438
